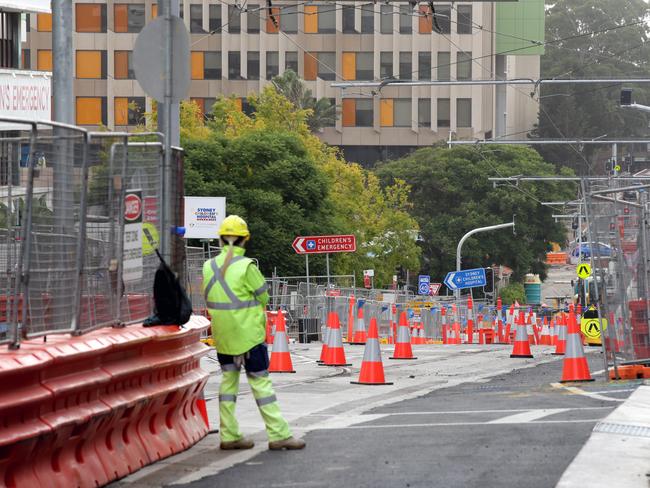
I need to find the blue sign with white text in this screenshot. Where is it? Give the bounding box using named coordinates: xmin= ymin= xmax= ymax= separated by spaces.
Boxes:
xmin=444 ymin=268 xmax=487 ymax=290
xmin=418 ymin=275 xmax=431 ymax=295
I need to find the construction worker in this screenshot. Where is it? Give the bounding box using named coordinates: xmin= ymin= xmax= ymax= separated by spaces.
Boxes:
xmin=202 ymin=215 xmax=305 ymax=451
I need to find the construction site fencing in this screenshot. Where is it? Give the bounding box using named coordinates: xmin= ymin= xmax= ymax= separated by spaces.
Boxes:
xmin=0 ymin=118 xmax=180 ymax=349
xmin=583 ymin=177 xmax=650 ymax=367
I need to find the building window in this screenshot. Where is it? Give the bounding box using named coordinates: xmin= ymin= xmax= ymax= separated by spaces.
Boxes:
xmin=457 ymin=52 xmax=472 ymax=80
xmin=457 ymin=5 xmax=472 ymax=34
xmin=285 ymin=51 xmax=298 ymax=73
xmin=228 ymin=52 xmax=241 ymax=79
xmin=418 ymin=5 xmax=432 ymax=34
xmin=418 ymin=52 xmax=431 ymax=80
xmin=457 ymin=98 xmax=472 ymax=127
xmin=317 ymin=52 xmax=336 ymax=81
xmin=399 ymin=52 xmax=411 ymax=80
xmin=380 ymin=5 xmax=392 ymax=34
xmin=191 ymin=97 xmax=217 ymax=118
xmin=361 ymin=4 xmax=374 ymax=33
xmin=342 ymin=99 xmax=373 ymax=127
xmin=265 ymin=7 xmax=279 ymax=33
xmin=205 ymin=51 xmax=221 ymax=79
xmin=114 ymin=4 xmax=145 ymax=33
xmin=437 ymin=5 xmax=451 ymax=34
xmin=22 ymin=49 xmax=30 ymax=70
xmin=437 ymin=98 xmax=450 ymax=127
xmin=190 ymin=4 xmax=204 ymax=33
xmin=418 ymin=99 xmax=431 ymax=127
xmin=228 ymin=6 xmax=241 ymax=33
xmin=399 ymin=4 xmax=411 ymax=34
xmin=281 ymin=5 xmax=297 ymax=33
xmin=380 ymin=52 xmax=392 ymax=79
xmin=76 ymin=50 xmax=106 ymax=79
xmin=151 ymin=4 xmax=157 ymax=18
xmin=37 ymin=49 xmax=52 ymax=71
xmin=380 ymin=99 xmax=392 ymax=126
xmin=76 ymin=97 xmax=106 ymax=126
xmin=115 ymin=97 xmax=145 ymax=126
xmin=356 ymin=52 xmax=373 ymax=81
xmin=248 ymin=4 xmax=260 ymax=33
xmin=247 ymin=51 xmax=260 ymax=80
xmin=209 ymin=4 xmax=221 ymax=32
xmin=266 ymin=51 xmax=279 ymax=79
xmin=394 ymin=99 xmax=410 ymax=127
xmin=37 ymin=13 xmax=52 ymax=32
xmin=304 ymin=5 xmax=317 ymax=33
xmin=318 ymin=4 xmax=335 ymax=33
xmin=76 ymin=4 xmax=106 ymax=33
xmin=342 ymin=5 xmax=355 ymax=33
xmin=437 ymin=51 xmax=450 ymax=81
xmin=114 ymin=51 xmax=134 ymax=79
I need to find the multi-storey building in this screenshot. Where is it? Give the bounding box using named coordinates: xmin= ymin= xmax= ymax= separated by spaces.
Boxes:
xmin=22 ymin=0 xmax=544 ymax=165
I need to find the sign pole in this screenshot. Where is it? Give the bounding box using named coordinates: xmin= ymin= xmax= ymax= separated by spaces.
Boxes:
xmin=305 ymin=254 xmax=310 ymax=298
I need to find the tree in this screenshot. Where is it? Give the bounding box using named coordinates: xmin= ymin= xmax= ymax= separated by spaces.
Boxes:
xmin=271 ymin=70 xmax=337 ymax=132
xmin=534 ymin=0 xmax=650 ymax=172
xmin=376 ymin=145 xmax=575 ymax=282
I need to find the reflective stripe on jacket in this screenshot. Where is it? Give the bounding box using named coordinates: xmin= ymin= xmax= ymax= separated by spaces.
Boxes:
xmin=202 ymin=246 xmax=269 ymax=355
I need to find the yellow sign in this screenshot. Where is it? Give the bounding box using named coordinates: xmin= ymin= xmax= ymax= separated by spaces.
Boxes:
xmin=614 ymin=164 xmax=621 ymax=172
xmin=142 ymin=223 xmax=159 ymax=256
xmin=576 ymin=263 xmax=592 ymax=279
xmin=580 ymin=317 xmax=608 ymax=340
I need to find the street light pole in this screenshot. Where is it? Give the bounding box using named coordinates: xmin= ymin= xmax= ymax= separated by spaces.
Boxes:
xmin=456 ymin=221 xmax=515 ymax=300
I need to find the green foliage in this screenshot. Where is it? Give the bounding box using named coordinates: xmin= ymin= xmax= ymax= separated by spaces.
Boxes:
xmin=376 ymin=145 xmax=574 ymax=283
xmin=535 ymin=0 xmax=650 ymax=171
xmin=499 ymin=282 xmax=526 ymax=305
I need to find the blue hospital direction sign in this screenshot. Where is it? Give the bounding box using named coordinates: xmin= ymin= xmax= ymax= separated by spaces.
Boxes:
xmin=444 ymin=268 xmax=487 ymax=291
xmin=418 ymin=275 xmax=431 ymax=295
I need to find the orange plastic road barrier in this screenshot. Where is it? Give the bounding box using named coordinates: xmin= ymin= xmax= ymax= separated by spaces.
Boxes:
xmin=390 ymin=311 xmax=417 ymax=360
xmin=510 ymin=311 xmax=534 ymax=358
xmin=553 ymin=314 xmax=567 ymax=355
xmin=0 ymin=316 xmax=210 ymax=488
xmin=545 ymin=252 xmax=567 ymax=265
xmin=269 ymin=310 xmax=296 ymax=373
xmin=318 ymin=313 xmax=333 ymax=363
xmin=609 ymin=364 xmax=650 ymax=380
xmin=560 ymin=306 xmax=594 ymax=382
xmin=351 ymin=318 xmax=393 ymax=385
xmin=323 ymin=313 xmax=351 ymax=366
xmin=351 ymin=301 xmax=367 ymax=345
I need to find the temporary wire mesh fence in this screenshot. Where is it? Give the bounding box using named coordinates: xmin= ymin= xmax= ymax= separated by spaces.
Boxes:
xmin=0 ymin=118 xmax=173 ymax=349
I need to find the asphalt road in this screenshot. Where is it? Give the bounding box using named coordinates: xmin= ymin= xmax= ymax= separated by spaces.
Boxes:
xmin=173 ymin=354 xmax=640 ymax=488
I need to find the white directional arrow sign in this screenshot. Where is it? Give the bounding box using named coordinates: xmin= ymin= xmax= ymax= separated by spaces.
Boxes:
xmin=444 ymin=272 xmax=458 ymax=290
xmin=444 ymin=268 xmax=487 ymax=290
xmin=292 ymin=235 xmax=356 ymax=254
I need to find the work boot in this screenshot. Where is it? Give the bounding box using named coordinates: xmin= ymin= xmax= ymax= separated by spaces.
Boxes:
xmin=268 ymin=436 xmax=306 ymax=450
xmin=220 ymin=437 xmax=255 ymax=450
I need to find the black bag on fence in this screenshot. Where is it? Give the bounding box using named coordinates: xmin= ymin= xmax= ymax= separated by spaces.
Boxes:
xmin=143 ymin=249 xmax=193 ymax=327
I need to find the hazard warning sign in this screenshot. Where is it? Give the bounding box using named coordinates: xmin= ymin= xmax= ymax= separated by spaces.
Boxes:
xmin=580 ymin=317 xmax=608 ymax=340
xmin=576 ymin=263 xmax=592 ymax=279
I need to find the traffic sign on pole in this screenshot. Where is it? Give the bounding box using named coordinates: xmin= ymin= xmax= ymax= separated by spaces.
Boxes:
xmin=444 ymin=268 xmax=487 ymax=290
xmin=418 ymin=275 xmax=430 ymax=295
xmin=292 ymin=235 xmax=356 ymax=254
xmin=429 ymin=283 xmax=442 ymax=296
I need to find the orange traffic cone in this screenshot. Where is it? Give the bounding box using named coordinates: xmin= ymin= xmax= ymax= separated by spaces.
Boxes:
xmin=466 ymin=296 xmax=474 ymax=344
xmin=351 ymin=301 xmax=367 ymax=345
xmin=539 ymin=317 xmax=552 ymax=345
xmin=269 ymin=310 xmax=296 ymax=373
xmin=510 ymin=310 xmax=533 ymax=358
xmin=560 ymin=305 xmax=593 ymax=382
xmin=553 ymin=313 xmax=567 ymax=355
xmin=390 ymin=311 xmax=417 ymax=360
xmin=323 ymin=312 xmax=351 ymax=366
xmin=318 ymin=312 xmax=333 ymax=363
xmin=351 ymin=318 xmax=393 ymax=385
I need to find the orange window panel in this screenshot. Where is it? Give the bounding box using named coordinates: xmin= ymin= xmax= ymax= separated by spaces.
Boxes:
xmin=234 ymin=98 xmax=243 ymax=111
xmin=342 ymin=52 xmax=355 ymax=81
xmin=114 ymin=4 xmax=128 ymax=33
xmin=114 ymin=97 xmax=129 ymax=125
xmin=418 ymin=5 xmax=432 ymax=34
xmin=266 ymin=7 xmax=280 ymax=33
xmin=76 ymin=4 xmax=103 ymax=32
xmin=191 ymin=52 xmax=204 ymax=80
xmin=304 ymin=5 xmax=318 ymax=33
xmin=151 ymin=4 xmax=158 ymax=18
xmin=380 ymin=99 xmax=394 ymax=126
xmin=76 ymin=51 xmax=102 ymax=79
xmin=190 ymin=98 xmax=205 ymax=117
xmin=37 ymin=13 xmax=52 ymax=32
xmin=114 ymin=51 xmax=129 ymax=79
xmin=342 ymin=99 xmax=355 ymax=127
xmin=303 ymin=53 xmax=317 ymax=81
xmin=37 ymin=50 xmax=52 ymax=71
xmin=76 ymin=97 xmax=103 ymax=125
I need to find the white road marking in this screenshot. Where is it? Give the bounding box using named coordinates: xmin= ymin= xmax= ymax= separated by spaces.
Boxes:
xmin=551 ymin=382 xmax=626 ymax=402
xmin=337 ymin=419 xmax=605 ymax=430
xmin=378 ymin=407 xmax=612 ymax=416
xmin=487 ymin=408 xmax=569 ymax=424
